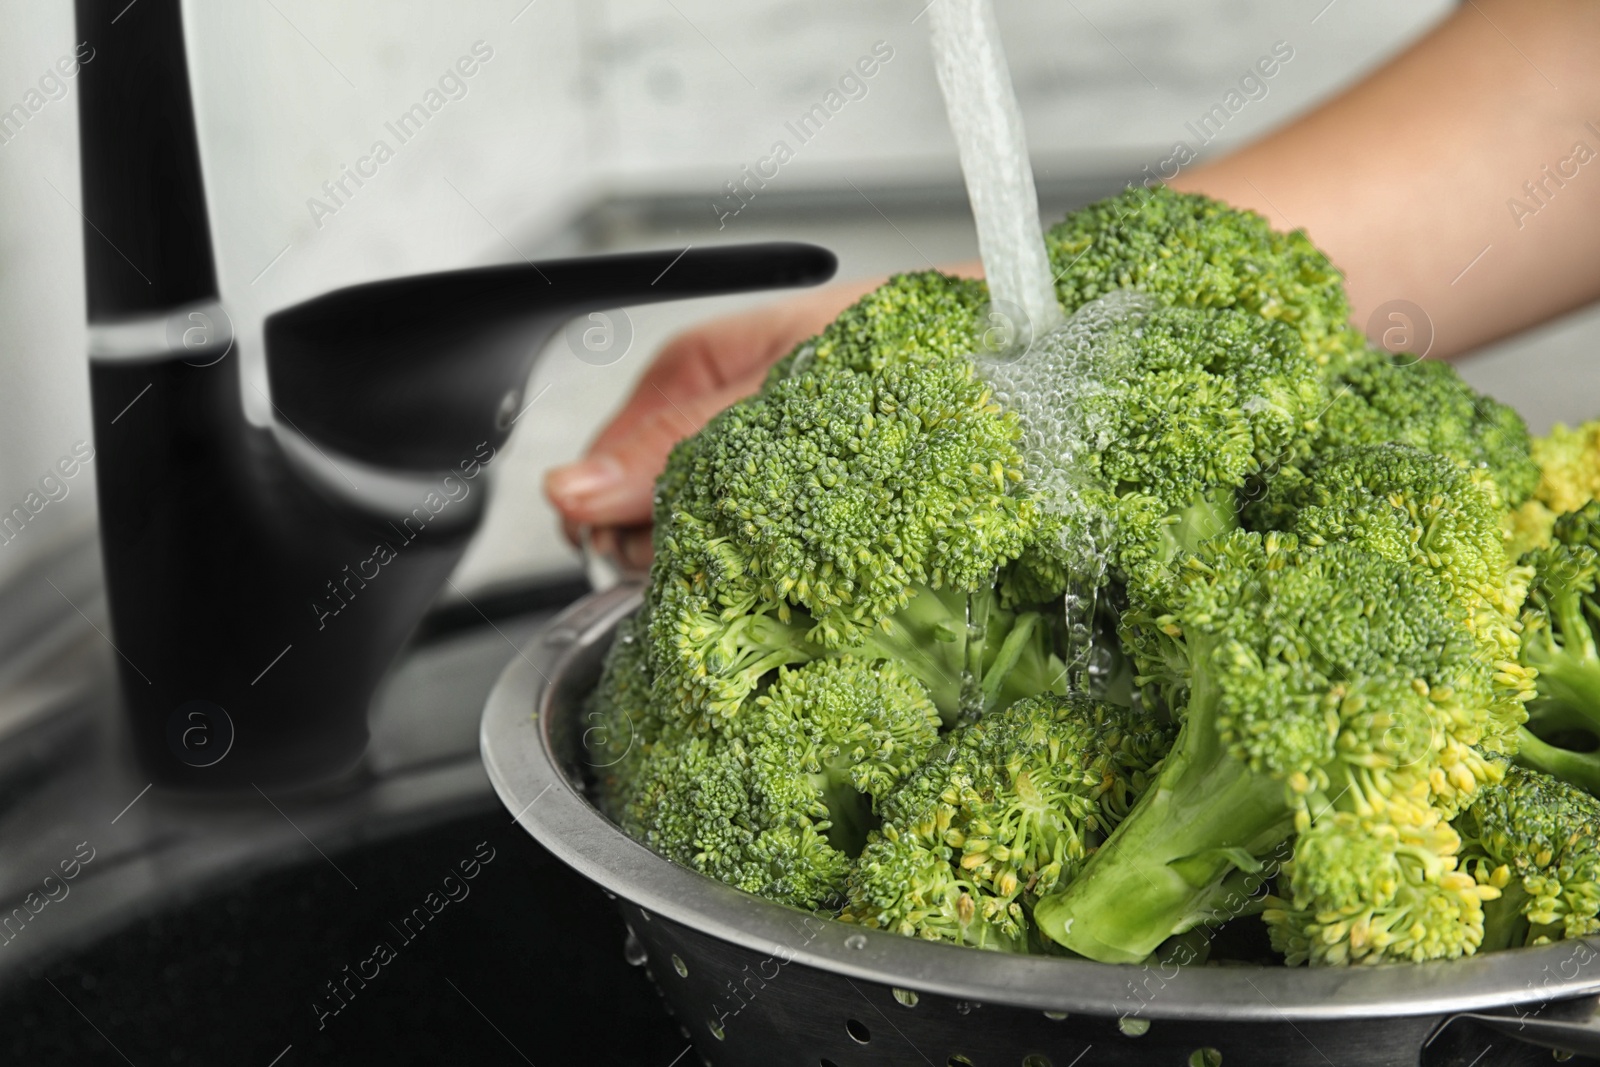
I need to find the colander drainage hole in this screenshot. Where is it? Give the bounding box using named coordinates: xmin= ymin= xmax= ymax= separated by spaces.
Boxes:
xmin=1022 ymin=1056 xmax=1052 ymax=1067
xmin=1188 ymin=1048 xmax=1223 ymax=1067
xmin=845 ymin=1019 xmax=871 ymax=1044
xmin=820 ymin=1061 xmax=840 ymax=1067
xmin=947 ymin=1057 xmax=975 ymax=1067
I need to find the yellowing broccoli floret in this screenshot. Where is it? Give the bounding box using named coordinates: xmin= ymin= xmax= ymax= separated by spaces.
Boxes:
xmin=1510 ymin=420 xmax=1600 ymax=554
xmin=842 ymin=694 xmax=1171 ymax=950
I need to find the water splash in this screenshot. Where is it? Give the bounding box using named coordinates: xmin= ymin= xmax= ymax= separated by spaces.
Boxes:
xmin=979 ymin=292 xmax=1154 ymax=692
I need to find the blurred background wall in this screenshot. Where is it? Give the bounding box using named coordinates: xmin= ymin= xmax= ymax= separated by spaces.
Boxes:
xmin=5 ymin=0 xmax=1594 ymax=597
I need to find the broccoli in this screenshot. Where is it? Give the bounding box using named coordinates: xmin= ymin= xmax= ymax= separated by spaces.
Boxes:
xmin=981 ymin=295 xmax=1326 ymax=603
xmin=1032 ymin=531 xmax=1505 ymax=963
xmin=1044 ymin=185 xmax=1361 ymax=372
xmin=1265 ymin=809 xmax=1494 ymax=965
xmin=648 ymin=339 xmax=1067 ymax=725
xmin=1511 ymin=503 xmax=1600 ymax=793
xmin=1310 ymin=355 xmax=1539 ymax=508
xmin=1509 ymin=419 xmax=1600 ymax=554
xmin=585 ymin=185 xmax=1562 ymax=967
xmin=618 ymin=656 xmax=941 ymax=909
xmin=841 ymin=694 xmax=1172 ymax=951
xmin=1246 ymin=442 xmax=1536 ymax=742
xmin=581 ymin=607 xmax=660 ymax=812
xmin=1458 ymin=765 xmax=1600 ymax=949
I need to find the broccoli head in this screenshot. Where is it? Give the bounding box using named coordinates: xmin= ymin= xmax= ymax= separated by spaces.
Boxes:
xmin=1044 ymin=185 xmax=1361 ymax=372
xmin=581 ymin=608 xmax=661 ymax=813
xmin=1312 ymin=355 xmax=1539 ymax=508
xmin=1510 ymin=419 xmax=1600 ymax=554
xmin=982 ymin=294 xmax=1326 ymax=603
xmin=1458 ymin=764 xmax=1600 ymax=949
xmin=1246 ymin=442 xmax=1535 ymax=744
xmin=770 ymin=270 xmax=988 ymax=380
xmin=619 ymin=655 xmax=941 ymax=909
xmin=649 ymin=343 xmax=1066 ymax=723
xmin=1265 ymin=809 xmax=1493 ymax=965
xmin=841 ymin=694 xmax=1172 ymax=951
xmin=1033 ymin=530 xmax=1507 ymax=963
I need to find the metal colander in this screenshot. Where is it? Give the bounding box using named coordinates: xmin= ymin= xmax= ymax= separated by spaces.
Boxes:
xmin=481 ymin=585 xmax=1600 ymax=1067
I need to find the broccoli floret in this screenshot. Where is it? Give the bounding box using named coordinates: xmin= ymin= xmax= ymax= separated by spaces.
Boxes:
xmin=841 ymin=694 xmax=1172 ymax=951
xmin=1032 ymin=530 xmax=1505 ymax=963
xmin=649 ymin=341 xmax=1066 ymax=724
xmin=1510 ymin=420 xmax=1600 ymax=555
xmin=1265 ymin=810 xmax=1494 ymax=965
xmin=1512 ymin=503 xmax=1600 ymax=793
xmin=770 ymin=270 xmax=988 ymax=380
xmin=619 ymin=656 xmax=941 ymax=909
xmin=1247 ymin=442 xmax=1535 ymax=745
xmin=1312 ymin=356 xmax=1539 ymax=508
xmin=1044 ymin=186 xmax=1361 ymax=372
xmin=983 ymin=297 xmax=1326 ymax=603
xmin=1458 ymin=765 xmax=1600 ymax=949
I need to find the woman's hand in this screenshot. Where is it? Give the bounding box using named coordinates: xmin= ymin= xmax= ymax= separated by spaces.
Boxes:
xmin=544 ymin=277 xmax=887 ymax=569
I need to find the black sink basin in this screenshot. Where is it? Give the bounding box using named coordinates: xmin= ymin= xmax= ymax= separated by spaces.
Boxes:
xmin=0 ymin=558 xmax=683 ymax=1066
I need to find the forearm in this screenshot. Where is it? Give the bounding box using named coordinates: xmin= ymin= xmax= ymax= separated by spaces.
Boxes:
xmin=1169 ymin=0 xmax=1600 ymax=359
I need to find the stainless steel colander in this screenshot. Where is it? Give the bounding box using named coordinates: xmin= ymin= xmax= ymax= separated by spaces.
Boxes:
xmin=481 ymin=585 xmax=1600 ymax=1067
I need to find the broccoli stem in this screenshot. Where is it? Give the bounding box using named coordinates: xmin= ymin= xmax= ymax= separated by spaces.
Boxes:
xmin=1030 ymin=653 xmax=1294 ymax=962
xmin=857 ymin=585 xmax=1063 ymax=725
xmin=1514 ymin=728 xmax=1600 ymax=797
xmin=1529 ymin=658 xmax=1600 ymax=730
xmin=1164 ymin=485 xmax=1240 ymax=559
xmin=1478 ymin=881 xmax=1533 ymax=953
xmin=813 ymin=761 xmax=873 ymax=856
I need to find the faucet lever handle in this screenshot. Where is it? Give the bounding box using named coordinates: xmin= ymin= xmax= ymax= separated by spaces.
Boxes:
xmin=264 ymin=242 xmax=837 ymax=471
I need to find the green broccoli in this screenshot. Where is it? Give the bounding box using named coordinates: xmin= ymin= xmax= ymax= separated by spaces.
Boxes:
xmin=1246 ymin=442 xmax=1536 ymax=743
xmin=1032 ymin=531 xmax=1504 ymax=963
xmin=1511 ymin=503 xmax=1600 ymax=794
xmin=1044 ymin=185 xmax=1361 ymax=372
xmin=581 ymin=607 xmax=660 ymax=813
xmin=1458 ymin=764 xmax=1600 ymax=949
xmin=1311 ymin=355 xmax=1539 ymax=508
xmin=585 ymin=186 xmax=1566 ymax=968
xmin=648 ymin=322 xmax=1068 ymax=726
xmin=842 ymin=694 xmax=1172 ymax=951
xmin=981 ymin=297 xmax=1326 ymax=604
xmin=619 ymin=656 xmax=941 ymax=909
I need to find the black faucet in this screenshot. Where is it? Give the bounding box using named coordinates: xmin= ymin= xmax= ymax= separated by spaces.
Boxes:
xmin=75 ymin=0 xmax=835 ymax=790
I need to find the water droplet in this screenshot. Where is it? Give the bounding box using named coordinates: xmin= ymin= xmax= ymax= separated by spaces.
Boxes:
xmin=1119 ymin=1017 xmax=1150 ymax=1037
xmin=1042 ymin=1010 xmax=1068 ymax=1021
xmin=622 ymin=929 xmax=647 ymax=967
xmin=672 ymin=954 xmax=689 ymax=977
xmin=892 ymin=988 xmax=919 ymax=1007
xmin=844 ymin=934 xmax=868 ymax=951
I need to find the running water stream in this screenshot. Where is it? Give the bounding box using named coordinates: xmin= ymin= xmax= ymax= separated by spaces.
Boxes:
xmin=927 ymin=0 xmax=1124 ymax=697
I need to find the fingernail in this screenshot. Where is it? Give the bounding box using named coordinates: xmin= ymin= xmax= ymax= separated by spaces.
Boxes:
xmin=547 ymin=456 xmax=623 ymax=506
